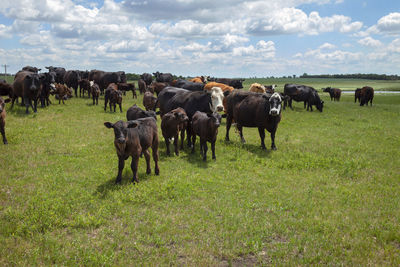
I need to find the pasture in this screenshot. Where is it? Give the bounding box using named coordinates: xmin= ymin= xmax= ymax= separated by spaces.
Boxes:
xmin=0 ymin=78 xmax=399 ymax=265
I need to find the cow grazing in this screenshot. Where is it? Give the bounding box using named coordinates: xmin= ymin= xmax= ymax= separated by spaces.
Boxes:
xmin=78 ymin=79 xmax=91 ymax=97
xmin=360 ymin=86 xmax=374 ymax=106
xmin=153 ymin=71 xmax=173 ymax=83
xmin=227 ymin=92 xmax=282 ymax=150
xmin=355 ymin=88 xmax=361 ymax=103
xmin=283 ymin=84 xmax=324 ymax=112
xmin=0 ymin=80 xmax=13 ymax=98
xmin=0 ymin=97 xmax=11 ymax=144
xmin=39 ymin=71 xmax=56 ymax=107
xmin=104 ymin=117 xmax=160 ymax=183
xmin=11 ymin=71 xmax=43 ymax=113
xmin=175 ymin=79 xmax=205 ymax=91
xmin=126 ymin=104 xmax=157 ymax=121
xmin=191 ymin=111 xmax=222 ymax=161
xmin=143 ymin=91 xmax=157 ymax=111
xmin=161 ymin=108 xmax=189 ymax=156
xmin=249 ymin=83 xmax=266 ymax=93
xmin=138 ymin=79 xmax=147 ymax=94
xmin=214 ymin=78 xmax=245 ymax=89
xmin=104 ymin=83 xmax=122 ymax=112
xmin=118 ymin=82 xmax=136 ymax=98
xmin=51 ymin=83 xmax=73 ymax=104
xmin=64 ymin=70 xmax=81 ymax=97
xmin=89 ymin=81 xmax=100 ymax=105
xmin=140 ymin=73 xmax=153 ymax=86
xmin=45 ymin=66 xmax=66 ymax=84
xmin=323 ymin=87 xmax=342 ymax=101
xmin=155 ymin=86 xmax=224 ymax=147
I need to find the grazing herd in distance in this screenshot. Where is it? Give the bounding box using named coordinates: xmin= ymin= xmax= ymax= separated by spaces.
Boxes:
xmin=0 ymin=65 xmax=377 ymax=183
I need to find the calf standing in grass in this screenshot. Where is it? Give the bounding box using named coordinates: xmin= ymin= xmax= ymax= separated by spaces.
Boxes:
xmin=161 ymin=108 xmax=188 ymax=156
xmin=78 ymin=79 xmax=91 ymax=97
xmin=191 ymin=111 xmax=222 ymax=161
xmin=104 ymin=83 xmax=123 ymax=112
xmin=143 ymin=91 xmax=157 ymax=111
xmin=104 ymin=117 xmax=160 ymax=183
xmin=90 ymin=81 xmax=100 ymax=105
xmin=0 ymin=97 xmax=11 ymax=144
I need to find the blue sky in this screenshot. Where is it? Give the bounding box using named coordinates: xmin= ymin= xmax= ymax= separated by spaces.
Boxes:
xmin=0 ymin=0 xmax=399 ymax=77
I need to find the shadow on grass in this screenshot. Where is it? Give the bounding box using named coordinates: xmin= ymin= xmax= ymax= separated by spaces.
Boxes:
xmin=95 ymin=169 xmax=153 ymax=198
xmin=180 ymin=149 xmax=209 ymax=168
xmin=223 ymin=139 xmax=272 ymax=158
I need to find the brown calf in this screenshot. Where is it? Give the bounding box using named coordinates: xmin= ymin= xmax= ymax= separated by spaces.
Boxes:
xmin=118 ymin=82 xmax=136 ymax=99
xmin=143 ymin=91 xmax=157 ymax=111
xmin=90 ymin=81 xmax=100 ymax=105
xmin=104 ymin=117 xmax=160 ymax=183
xmin=0 ymin=97 xmax=11 ymax=144
xmin=52 ymin=83 xmax=73 ymax=104
xmin=161 ymin=108 xmax=189 ymax=156
xmin=148 ymin=82 xmax=168 ymax=95
xmin=104 ymin=83 xmax=123 ymax=112
xmin=138 ymin=79 xmax=146 ymax=94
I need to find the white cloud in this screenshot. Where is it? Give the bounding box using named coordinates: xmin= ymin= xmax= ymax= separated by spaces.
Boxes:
xmin=357 ymin=36 xmax=383 ymax=47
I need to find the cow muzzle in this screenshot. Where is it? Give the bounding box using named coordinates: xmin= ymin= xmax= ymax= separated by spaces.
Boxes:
xmin=117 ymin=137 xmax=125 ymax=144
xmin=217 ymin=106 xmax=224 ymax=112
xmin=269 ymin=107 xmax=280 ymax=116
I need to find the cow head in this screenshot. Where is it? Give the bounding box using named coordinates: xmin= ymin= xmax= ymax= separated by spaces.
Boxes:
xmin=24 ymin=73 xmax=42 ymax=91
xmin=207 ymin=87 xmax=224 ymax=113
xmin=207 ymin=112 xmax=222 ymax=131
xmin=266 ymin=92 xmax=282 ymax=116
xmin=315 ymin=94 xmax=324 ymax=112
xmin=0 ymin=97 xmax=11 ymax=113
xmin=104 ymin=121 xmax=139 ymax=153
xmin=231 ymin=79 xmax=244 ymax=89
xmin=172 ymin=109 xmax=189 ymax=124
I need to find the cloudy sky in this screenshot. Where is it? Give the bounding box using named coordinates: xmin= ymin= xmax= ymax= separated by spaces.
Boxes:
xmin=0 ymin=0 xmax=399 ymax=77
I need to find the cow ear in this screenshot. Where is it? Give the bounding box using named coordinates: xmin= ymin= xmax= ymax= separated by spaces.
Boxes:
xmin=223 ymin=90 xmax=230 ymax=97
xmin=4 ymin=98 xmax=11 ymax=103
xmin=127 ymin=121 xmax=139 ymax=128
xmin=104 ymin=122 xmax=114 ymax=128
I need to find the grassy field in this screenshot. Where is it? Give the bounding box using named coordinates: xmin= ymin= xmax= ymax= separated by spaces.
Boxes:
xmin=0 ymin=78 xmax=399 ymax=265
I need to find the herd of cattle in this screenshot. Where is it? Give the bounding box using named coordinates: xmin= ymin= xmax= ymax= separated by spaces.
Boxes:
xmin=0 ymin=66 xmax=376 ymax=183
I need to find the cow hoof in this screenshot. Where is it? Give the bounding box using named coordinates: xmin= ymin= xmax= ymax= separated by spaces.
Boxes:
xmin=3 ymin=141 xmax=8 ymax=145
xmin=271 ymin=146 xmax=277 ymax=151
xmin=146 ymin=169 xmax=151 ymax=175
xmin=155 ymin=169 xmax=160 ymax=175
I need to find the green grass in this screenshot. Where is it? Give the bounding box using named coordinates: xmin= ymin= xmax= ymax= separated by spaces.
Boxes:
xmin=0 ymin=79 xmax=399 ymax=265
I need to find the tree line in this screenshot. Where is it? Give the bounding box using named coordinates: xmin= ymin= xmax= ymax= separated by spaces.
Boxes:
xmin=300 ymin=73 xmax=400 ymax=80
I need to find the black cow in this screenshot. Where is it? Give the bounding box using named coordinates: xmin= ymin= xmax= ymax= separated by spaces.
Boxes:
xmin=155 ymin=86 xmax=224 ymax=147
xmin=175 ymin=79 xmax=205 ymax=91
xmin=360 ymin=86 xmax=374 ymax=106
xmin=0 ymin=96 xmax=11 ymax=144
xmin=104 ymin=118 xmax=160 ymax=183
xmin=45 ymin=66 xmax=66 ymax=84
xmin=117 ymin=71 xmax=127 ymax=84
xmin=39 ymin=71 xmax=56 ymax=107
xmin=126 ymin=104 xmax=157 ymax=121
xmin=64 ymin=70 xmax=81 ymax=97
xmin=140 ymin=73 xmax=153 ymax=86
xmin=99 ymin=72 xmax=121 ymax=94
xmin=323 ymin=87 xmax=341 ymax=101
xmin=226 ymin=92 xmax=283 ymax=150
xmin=214 ymin=78 xmax=245 ymax=89
xmin=78 ymin=79 xmax=91 ymax=97
xmin=355 ymin=88 xmax=361 ymax=103
xmin=284 ymin=84 xmax=324 ymax=112
xmin=11 ymin=71 xmax=43 ymax=113
xmin=153 ymin=71 xmax=173 ymax=83
xmin=79 ymin=70 xmax=89 ymax=80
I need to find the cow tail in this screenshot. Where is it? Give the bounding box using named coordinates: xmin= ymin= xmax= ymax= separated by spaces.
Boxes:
xmin=153 ymin=98 xmax=160 ymax=115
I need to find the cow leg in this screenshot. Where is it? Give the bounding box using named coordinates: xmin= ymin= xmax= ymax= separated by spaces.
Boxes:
xmin=33 ymin=99 xmax=38 ymax=113
xmin=0 ymin=123 xmax=7 ymax=145
xmin=174 ymin=133 xmax=179 ymax=156
xmin=74 ymin=87 xmax=78 ymax=98
xmin=96 ymin=97 xmax=98 ymax=105
xmin=201 ymin=139 xmax=208 ymax=161
xmin=180 ymin=129 xmax=185 ymax=150
xmin=258 ymin=127 xmax=266 ymax=150
xmin=165 ymin=137 xmax=171 ymax=156
xmin=289 ymin=98 xmax=293 ymax=110
xmin=24 ymin=97 xmax=31 ymax=114
xmin=304 ymin=101 xmax=307 ymax=109
xmin=130 ymin=157 xmax=139 ymax=184
xmin=144 ymin=149 xmax=151 ymax=174
xmin=119 ymin=103 xmax=122 ymax=113
xmin=152 ymin=143 xmax=160 ymax=175
xmin=211 ymin=141 xmax=216 ymax=160
xmin=270 ymin=128 xmax=277 ymax=150
xmin=225 ymin=115 xmax=232 ymax=141
xmin=104 ymin=98 xmax=108 ymax=111
xmin=93 ymin=96 xmax=95 ymax=105
xmin=238 ymin=125 xmax=246 ymax=143
xmin=191 ymin=134 xmax=196 ymax=154
xmin=186 ymin=122 xmax=192 ymax=148
xmin=116 ymin=157 xmax=125 ymax=183
xmin=10 ymin=96 xmax=16 ymax=109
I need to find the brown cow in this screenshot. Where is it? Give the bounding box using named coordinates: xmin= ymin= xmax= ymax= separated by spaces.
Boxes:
xmin=189 ymin=76 xmax=208 ymax=84
xmin=138 ymin=79 xmax=146 ymax=94
xmin=360 ymin=86 xmax=374 ymax=106
xmin=249 ymin=83 xmax=266 ymax=93
xmin=355 ymin=88 xmax=361 ymax=103
xmin=191 ymin=111 xmax=222 ymax=161
xmin=143 ymin=91 xmax=157 ymax=111
xmin=90 ymin=81 xmax=100 ymax=105
xmin=126 ymin=104 xmax=157 ymax=121
xmin=323 ymin=87 xmax=342 ymax=101
xmin=204 ymin=82 xmax=234 ymax=93
xmin=51 ymin=83 xmax=73 ymax=104
xmin=161 ymin=108 xmax=189 ymax=156
xmin=104 ymin=83 xmax=122 ymax=112
xmin=118 ymin=82 xmax=136 ymax=99
xmin=0 ymin=80 xmax=13 ymax=98
xmin=0 ymin=97 xmax=11 ymax=144
xmin=104 ymin=117 xmax=160 ymax=183
xmin=11 ymin=71 xmax=43 ymax=113
xmin=148 ymin=81 xmax=168 ymax=95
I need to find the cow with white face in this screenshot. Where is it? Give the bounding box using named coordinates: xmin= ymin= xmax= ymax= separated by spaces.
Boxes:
xmin=209 ymin=86 xmax=224 ymax=113
xmin=269 ymin=92 xmax=282 ymax=116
